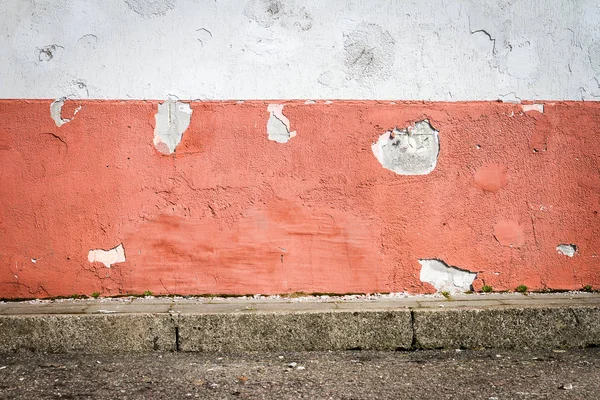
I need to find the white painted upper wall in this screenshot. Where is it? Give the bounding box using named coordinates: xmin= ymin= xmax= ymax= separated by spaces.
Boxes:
xmin=1 ymin=0 xmax=600 ymax=101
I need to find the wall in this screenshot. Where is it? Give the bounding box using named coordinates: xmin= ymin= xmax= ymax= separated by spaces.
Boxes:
xmin=1 ymin=0 xmax=599 ymax=298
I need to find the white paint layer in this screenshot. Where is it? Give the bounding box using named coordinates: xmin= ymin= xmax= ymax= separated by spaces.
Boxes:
xmin=267 ymin=104 xmax=296 ymax=143
xmin=522 ymin=104 xmax=544 ymax=113
xmin=88 ymin=244 xmax=126 ymax=268
xmin=419 ymin=259 xmax=477 ymax=294
xmin=50 ymin=97 xmax=81 ymax=127
xmin=1 ymin=0 xmax=599 ymax=100
xmin=153 ymin=99 xmax=192 ymax=154
xmin=372 ymin=120 xmax=439 ymax=175
xmin=556 ymin=244 xmax=577 ymax=257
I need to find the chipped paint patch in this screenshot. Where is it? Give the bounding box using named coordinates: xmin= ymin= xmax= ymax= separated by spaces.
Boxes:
xmin=372 ymin=120 xmax=440 ymax=175
xmin=556 ymin=244 xmax=577 ymax=257
xmin=267 ymin=104 xmax=296 ymax=143
xmin=50 ymin=97 xmax=81 ymax=127
xmin=153 ymin=98 xmax=193 ymax=154
xmin=522 ymin=104 xmax=544 ymax=113
xmin=88 ymin=244 xmax=126 ymax=268
xmin=419 ymin=259 xmax=477 ymax=293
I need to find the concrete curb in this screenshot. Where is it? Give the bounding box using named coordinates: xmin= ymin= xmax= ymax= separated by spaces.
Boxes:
xmin=0 ymin=293 xmax=598 ymax=353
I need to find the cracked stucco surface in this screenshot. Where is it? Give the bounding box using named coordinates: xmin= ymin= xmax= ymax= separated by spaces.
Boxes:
xmin=1 ymin=0 xmax=599 ymax=100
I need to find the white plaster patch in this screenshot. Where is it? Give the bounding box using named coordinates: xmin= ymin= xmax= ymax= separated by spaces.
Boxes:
xmin=50 ymin=97 xmax=81 ymax=127
xmin=153 ymin=98 xmax=193 ymax=154
xmin=88 ymin=244 xmax=126 ymax=268
xmin=267 ymin=104 xmax=296 ymax=143
xmin=372 ymin=120 xmax=439 ymax=175
xmin=522 ymin=104 xmax=544 ymax=113
xmin=419 ymin=259 xmax=477 ymax=294
xmin=556 ymin=244 xmax=577 ymax=257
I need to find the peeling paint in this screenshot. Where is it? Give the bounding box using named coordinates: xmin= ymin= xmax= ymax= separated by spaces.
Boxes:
xmin=153 ymin=98 xmax=193 ymax=154
xmin=556 ymin=244 xmax=577 ymax=257
xmin=372 ymin=120 xmax=439 ymax=175
xmin=88 ymin=244 xmax=126 ymax=268
xmin=50 ymin=97 xmax=81 ymax=127
xmin=522 ymin=104 xmax=544 ymax=113
xmin=267 ymin=104 xmax=296 ymax=143
xmin=419 ymin=259 xmax=477 ymax=293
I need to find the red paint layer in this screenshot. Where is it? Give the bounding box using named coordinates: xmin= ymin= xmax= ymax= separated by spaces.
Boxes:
xmin=0 ymin=100 xmax=599 ymax=298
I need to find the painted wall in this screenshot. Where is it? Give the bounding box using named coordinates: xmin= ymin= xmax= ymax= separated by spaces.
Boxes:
xmin=2 ymin=0 xmax=600 ymax=100
xmin=1 ymin=1 xmax=599 ymax=298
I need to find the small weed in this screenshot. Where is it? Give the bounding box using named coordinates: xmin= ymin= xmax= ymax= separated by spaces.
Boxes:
xmin=143 ymin=290 xmax=153 ymax=297
xmin=515 ymin=285 xmax=528 ymax=293
xmin=582 ymin=285 xmax=594 ymax=293
xmin=441 ymin=291 xmax=451 ymax=299
xmin=91 ymin=292 xmax=100 ymax=298
xmin=482 ymin=285 xmax=493 ymax=293
xmin=70 ymin=294 xmax=87 ymax=299
xmin=464 ymin=290 xmax=473 ymax=295
xmin=285 ymin=292 xmax=308 ymax=298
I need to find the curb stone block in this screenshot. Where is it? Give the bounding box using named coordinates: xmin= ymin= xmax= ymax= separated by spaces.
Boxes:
xmin=0 ymin=314 xmax=176 ymax=353
xmin=177 ymin=310 xmax=413 ymax=353
xmin=413 ymin=306 xmax=600 ymax=349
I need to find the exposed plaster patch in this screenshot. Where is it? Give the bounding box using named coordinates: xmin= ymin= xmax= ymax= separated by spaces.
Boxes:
xmin=125 ymin=0 xmax=175 ymax=18
xmin=153 ymin=98 xmax=193 ymax=154
xmin=371 ymin=120 xmax=440 ymax=175
xmin=88 ymin=244 xmax=126 ymax=268
xmin=267 ymin=104 xmax=296 ymax=143
xmin=50 ymin=97 xmax=81 ymax=127
xmin=556 ymin=244 xmax=577 ymax=257
xmin=522 ymin=104 xmax=544 ymax=113
xmin=304 ymin=100 xmax=316 ymax=104
xmin=419 ymin=259 xmax=477 ymax=294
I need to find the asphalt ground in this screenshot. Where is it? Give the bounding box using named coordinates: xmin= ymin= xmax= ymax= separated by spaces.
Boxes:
xmin=1 ymin=348 xmax=599 ymax=399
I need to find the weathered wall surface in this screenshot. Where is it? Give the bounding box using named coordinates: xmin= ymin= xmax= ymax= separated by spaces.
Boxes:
xmin=1 ymin=0 xmax=600 ymax=100
xmin=0 ymin=1 xmax=599 ymax=298
xmin=1 ymin=100 xmax=599 ymax=297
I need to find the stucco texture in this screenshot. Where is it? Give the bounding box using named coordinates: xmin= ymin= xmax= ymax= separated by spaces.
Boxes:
xmin=0 ymin=100 xmax=598 ymax=298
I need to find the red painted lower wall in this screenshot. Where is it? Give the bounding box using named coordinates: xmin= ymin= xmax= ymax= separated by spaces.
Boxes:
xmin=0 ymin=100 xmax=599 ymax=298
